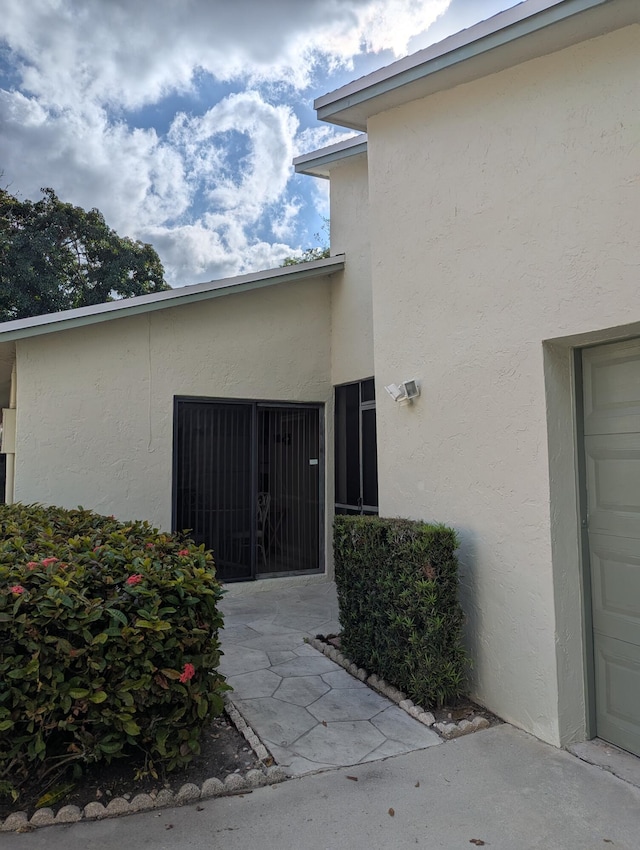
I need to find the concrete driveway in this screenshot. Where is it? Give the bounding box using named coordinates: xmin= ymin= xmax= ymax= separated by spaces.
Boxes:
xmin=4 ymin=724 xmax=640 ymax=849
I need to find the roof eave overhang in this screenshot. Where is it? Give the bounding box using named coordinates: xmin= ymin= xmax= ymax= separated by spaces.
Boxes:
xmin=0 ymin=255 xmax=345 ymax=343
xmin=315 ymin=0 xmax=639 ymax=131
xmin=294 ymin=135 xmax=368 ymax=178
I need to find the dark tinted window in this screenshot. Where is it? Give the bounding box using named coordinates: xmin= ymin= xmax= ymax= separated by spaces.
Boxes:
xmin=334 ymin=380 xmax=378 ymax=513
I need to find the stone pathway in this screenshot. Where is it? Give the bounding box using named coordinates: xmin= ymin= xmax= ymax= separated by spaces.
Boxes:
xmin=219 ymin=579 xmax=441 ymax=776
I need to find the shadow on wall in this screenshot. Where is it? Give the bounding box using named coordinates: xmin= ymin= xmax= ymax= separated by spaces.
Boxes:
xmin=455 ymin=526 xmax=481 ymax=696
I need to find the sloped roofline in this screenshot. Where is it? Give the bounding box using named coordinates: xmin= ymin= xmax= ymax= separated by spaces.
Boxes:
xmin=0 ymin=254 xmax=345 ymax=343
xmin=314 ymin=0 xmax=638 ymax=131
xmin=293 ymin=134 xmax=368 ymax=178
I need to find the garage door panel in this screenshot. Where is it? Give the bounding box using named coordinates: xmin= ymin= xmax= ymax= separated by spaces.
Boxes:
xmin=590 ymin=533 xmax=640 ymax=646
xmin=583 ymin=339 xmax=640 ymax=436
xmin=584 ymin=433 xmax=640 ymax=538
xmin=583 ymin=339 xmax=640 ymax=757
xmin=594 ymin=634 xmax=640 ymax=758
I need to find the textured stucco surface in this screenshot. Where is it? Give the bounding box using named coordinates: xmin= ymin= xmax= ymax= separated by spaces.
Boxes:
xmin=366 ymin=24 xmax=640 ymax=746
xmin=322 ymin=153 xmax=375 ymax=576
xmin=14 ymin=277 xmax=332 ymax=551
xmin=328 ymin=154 xmax=374 ymax=387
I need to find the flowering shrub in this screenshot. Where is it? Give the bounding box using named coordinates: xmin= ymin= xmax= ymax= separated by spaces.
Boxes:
xmin=0 ymin=503 xmax=228 ymax=803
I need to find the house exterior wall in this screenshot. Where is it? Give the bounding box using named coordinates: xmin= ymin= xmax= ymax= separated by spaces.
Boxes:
xmin=365 ymin=24 xmax=640 ymax=746
xmin=14 ymin=278 xmax=332 ymax=553
xmin=329 ymin=155 xmax=375 ymax=387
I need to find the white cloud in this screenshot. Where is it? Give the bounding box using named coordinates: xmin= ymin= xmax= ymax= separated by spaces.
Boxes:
xmin=142 ymin=221 xmax=294 ymax=283
xmin=0 ymin=0 xmax=453 ymax=286
xmin=169 ymin=92 xmax=299 ymax=221
xmin=0 ymin=90 xmax=190 ymax=234
xmin=0 ymin=1 xmax=451 ymax=105
xmin=271 ymin=199 xmax=304 ymax=242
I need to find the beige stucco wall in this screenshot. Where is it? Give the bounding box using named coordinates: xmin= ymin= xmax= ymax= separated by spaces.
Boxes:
xmin=14 ymin=277 xmax=332 ymax=561
xmin=366 ymin=24 xmax=640 ymax=746
xmin=328 ymin=154 xmax=374 ymax=387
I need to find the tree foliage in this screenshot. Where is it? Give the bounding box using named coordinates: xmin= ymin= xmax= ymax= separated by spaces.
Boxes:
xmin=281 ymin=217 xmax=330 ymax=266
xmin=0 ymin=188 xmax=169 ymax=322
xmin=281 ymin=246 xmax=330 ymax=266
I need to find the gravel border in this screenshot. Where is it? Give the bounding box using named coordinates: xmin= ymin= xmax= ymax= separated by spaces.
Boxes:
xmin=0 ymin=700 xmax=285 ymax=834
xmin=306 ymin=636 xmax=491 ymax=741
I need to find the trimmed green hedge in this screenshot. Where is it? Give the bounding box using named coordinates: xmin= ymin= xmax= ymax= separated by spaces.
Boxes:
xmin=0 ymin=504 xmax=228 ymax=801
xmin=334 ymin=515 xmax=467 ymax=708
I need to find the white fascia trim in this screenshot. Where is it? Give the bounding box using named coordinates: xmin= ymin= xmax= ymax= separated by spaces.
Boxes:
xmin=0 ymin=255 xmax=345 ymax=343
xmin=315 ymin=0 xmax=634 ymax=130
xmin=294 ymin=134 xmax=368 ymax=178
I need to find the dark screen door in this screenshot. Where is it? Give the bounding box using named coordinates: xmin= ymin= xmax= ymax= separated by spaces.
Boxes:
xmin=173 ymin=399 xmax=322 ymax=581
xmin=174 ymin=400 xmax=253 ymax=580
xmin=257 ymin=407 xmax=320 ymax=575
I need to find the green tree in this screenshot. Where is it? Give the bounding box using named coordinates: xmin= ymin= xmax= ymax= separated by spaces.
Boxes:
xmin=0 ymin=187 xmax=169 ymax=322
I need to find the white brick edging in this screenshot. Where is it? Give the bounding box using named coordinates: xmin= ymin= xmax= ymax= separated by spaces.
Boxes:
xmin=0 ymin=704 xmax=285 ymax=833
xmin=306 ymin=637 xmax=491 ymax=740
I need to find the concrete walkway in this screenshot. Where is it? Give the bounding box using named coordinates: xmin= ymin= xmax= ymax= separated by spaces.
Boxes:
xmin=218 ymin=578 xmax=441 ymax=775
xmin=7 ymin=725 xmax=640 ymax=849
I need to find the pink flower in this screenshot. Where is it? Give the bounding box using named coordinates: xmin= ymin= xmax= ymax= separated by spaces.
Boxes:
xmin=145 ymin=543 xmax=154 ymax=549
xmin=178 ymin=549 xmax=189 ymax=557
xmin=41 ymin=557 xmax=59 ymax=567
xmin=26 ymin=561 xmax=38 ymax=570
xmin=10 ymin=585 xmax=25 ymax=595
xmin=179 ymin=663 xmax=195 ymax=684
xmin=126 ymin=574 xmax=143 ymax=586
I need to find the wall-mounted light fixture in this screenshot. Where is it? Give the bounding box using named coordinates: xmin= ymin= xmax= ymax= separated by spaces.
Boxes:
xmin=384 ymin=379 xmax=420 ymax=405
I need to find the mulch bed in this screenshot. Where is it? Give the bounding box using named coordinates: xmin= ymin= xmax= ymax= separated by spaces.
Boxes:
xmin=1 ymin=712 xmax=262 ymax=821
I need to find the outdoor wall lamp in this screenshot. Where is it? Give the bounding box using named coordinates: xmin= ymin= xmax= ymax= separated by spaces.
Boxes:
xmin=384 ymin=379 xmax=420 ymax=405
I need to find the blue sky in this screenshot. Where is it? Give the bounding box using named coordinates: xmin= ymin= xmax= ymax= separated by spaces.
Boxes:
xmin=0 ymin=0 xmax=520 ymax=287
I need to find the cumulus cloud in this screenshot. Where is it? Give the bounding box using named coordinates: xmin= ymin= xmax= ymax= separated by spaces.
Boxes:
xmin=169 ymin=92 xmax=299 ymax=220
xmin=0 ymin=90 xmax=190 ymax=233
xmin=0 ymin=0 xmax=452 ymax=285
xmin=1 ymin=0 xmax=451 ymax=105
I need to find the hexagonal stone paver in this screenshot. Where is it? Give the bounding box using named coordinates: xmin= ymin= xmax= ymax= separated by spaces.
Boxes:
xmin=267 ymin=650 xmax=297 ymax=666
xmin=294 ymin=720 xmax=385 ymax=765
xmin=293 ymin=643 xmax=322 ymax=657
xmin=218 ymin=645 xmax=270 ymax=676
xmin=370 ymin=705 xmax=441 ymax=748
xmin=220 ymin=624 xmax=261 ymax=645
xmin=321 ymin=670 xmax=367 ymax=689
xmin=273 ymin=675 xmax=331 ymax=707
xmin=226 ymin=669 xmax=282 ymax=699
xmin=314 ymin=620 xmax=343 ymax=636
xmin=271 ymin=656 xmax=339 ymax=677
xmin=308 ymin=688 xmax=389 ymax=722
xmin=280 ymin=615 xmax=331 ymax=633
xmin=263 ymin=740 xmax=334 ymax=775
xmin=239 ymin=633 xmax=306 ymax=652
xmin=223 ymin=605 xmax=273 ymax=624
xmin=233 ymin=698 xmax=317 ymax=746
xmin=359 ymin=738 xmax=421 ymax=762
xmin=245 ymin=619 xmax=303 ymax=636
